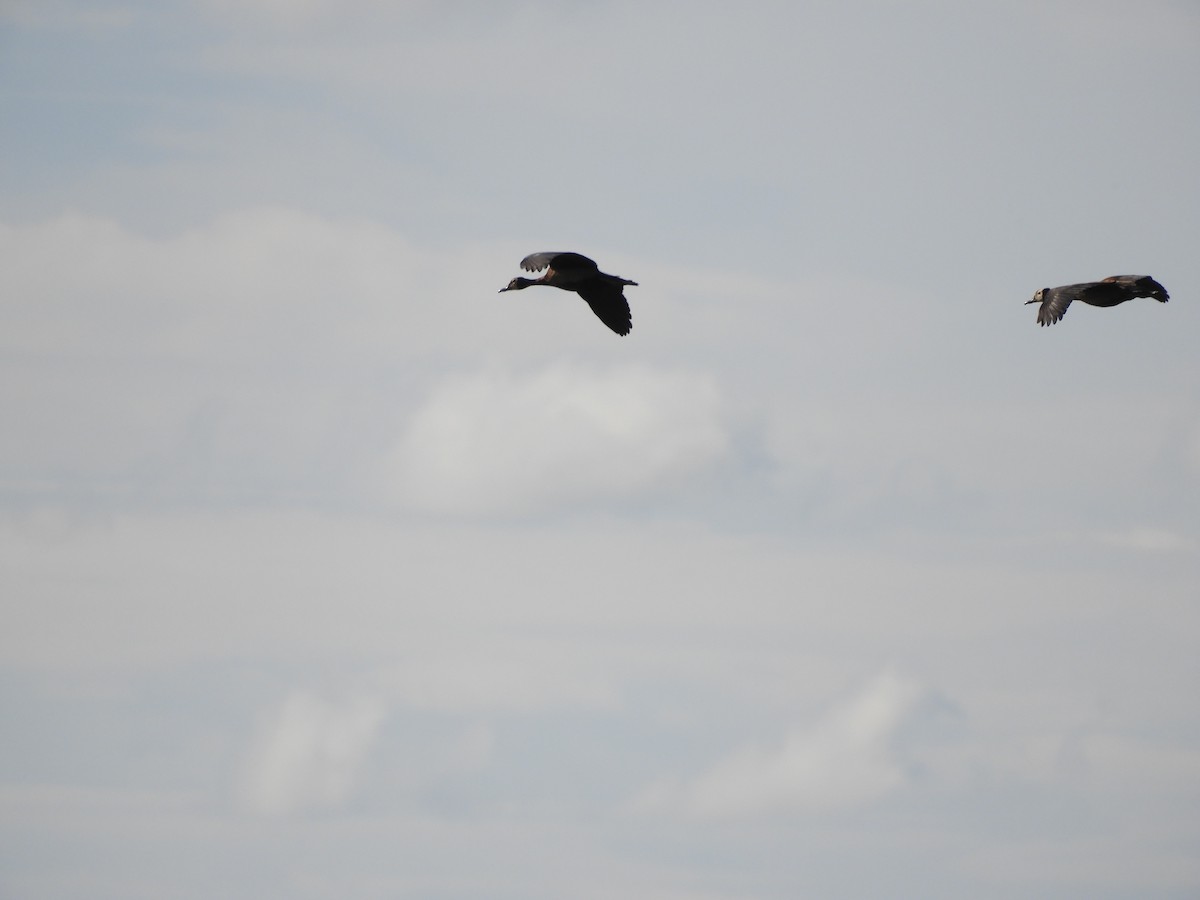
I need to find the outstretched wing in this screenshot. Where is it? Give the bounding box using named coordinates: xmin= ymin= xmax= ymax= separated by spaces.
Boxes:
xmin=1035 ymin=283 xmax=1092 ymax=326
xmin=575 ymin=280 xmax=632 ymax=336
xmin=520 ymin=251 xmax=598 ymax=274
xmin=1101 ymin=275 xmax=1170 ymax=303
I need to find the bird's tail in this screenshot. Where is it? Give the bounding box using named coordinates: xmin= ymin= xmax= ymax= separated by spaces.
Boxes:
xmin=1144 ymin=278 xmax=1169 ymax=303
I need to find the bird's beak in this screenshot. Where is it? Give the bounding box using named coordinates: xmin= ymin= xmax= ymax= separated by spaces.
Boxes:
xmin=1023 ymin=298 xmax=1038 ymax=305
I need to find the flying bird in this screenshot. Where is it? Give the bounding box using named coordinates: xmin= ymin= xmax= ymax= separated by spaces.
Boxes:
xmin=499 ymin=251 xmax=637 ymax=335
xmin=1027 ymin=275 xmax=1169 ymax=326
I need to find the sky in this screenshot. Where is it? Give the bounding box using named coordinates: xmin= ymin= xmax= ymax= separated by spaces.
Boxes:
xmin=1 ymin=1 xmax=1199 ymax=897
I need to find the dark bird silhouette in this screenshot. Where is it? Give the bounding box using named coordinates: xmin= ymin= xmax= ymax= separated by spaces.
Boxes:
xmin=499 ymin=251 xmax=637 ymax=335
xmin=1027 ymin=275 xmax=1169 ymax=326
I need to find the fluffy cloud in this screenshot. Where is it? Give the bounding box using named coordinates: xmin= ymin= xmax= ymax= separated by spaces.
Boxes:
xmin=239 ymin=692 xmax=387 ymax=816
xmin=0 ymin=210 xmax=583 ymax=505
xmin=389 ymin=363 xmax=730 ymax=516
xmin=637 ymin=671 xmax=928 ymax=818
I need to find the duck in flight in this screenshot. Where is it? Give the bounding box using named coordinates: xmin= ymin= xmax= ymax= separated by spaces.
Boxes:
xmin=1027 ymin=275 xmax=1169 ymax=326
xmin=500 ymin=251 xmax=637 ymax=335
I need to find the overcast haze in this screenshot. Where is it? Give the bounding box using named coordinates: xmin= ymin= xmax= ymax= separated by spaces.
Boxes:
xmin=2 ymin=2 xmax=1199 ymax=898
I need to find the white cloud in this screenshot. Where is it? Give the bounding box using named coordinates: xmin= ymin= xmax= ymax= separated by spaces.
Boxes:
xmin=0 ymin=210 xmax=558 ymax=502
xmin=239 ymin=691 xmax=387 ymax=816
xmin=637 ymin=671 xmax=926 ymax=818
xmin=389 ymin=363 xmax=729 ymax=516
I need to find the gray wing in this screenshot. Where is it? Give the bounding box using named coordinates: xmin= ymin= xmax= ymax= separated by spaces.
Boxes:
xmin=1035 ymin=283 xmax=1093 ymax=326
xmin=520 ymin=251 xmax=598 ymax=273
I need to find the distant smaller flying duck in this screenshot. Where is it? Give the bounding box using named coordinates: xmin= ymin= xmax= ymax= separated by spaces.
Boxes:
xmin=500 ymin=251 xmax=637 ymax=336
xmin=1027 ymin=275 xmax=1169 ymax=327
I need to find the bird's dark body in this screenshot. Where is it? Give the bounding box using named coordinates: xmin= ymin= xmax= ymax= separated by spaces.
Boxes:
xmin=499 ymin=251 xmax=637 ymax=335
xmin=1027 ymin=275 xmax=1169 ymax=326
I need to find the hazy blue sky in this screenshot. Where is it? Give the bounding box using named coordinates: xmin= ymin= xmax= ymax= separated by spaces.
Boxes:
xmin=2 ymin=2 xmax=1199 ymax=898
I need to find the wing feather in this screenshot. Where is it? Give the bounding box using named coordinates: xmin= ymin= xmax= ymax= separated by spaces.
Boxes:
xmin=575 ymin=280 xmax=632 ymax=336
xmin=520 ymin=251 xmax=598 ymax=273
xmin=1036 ymin=283 xmax=1092 ymax=326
